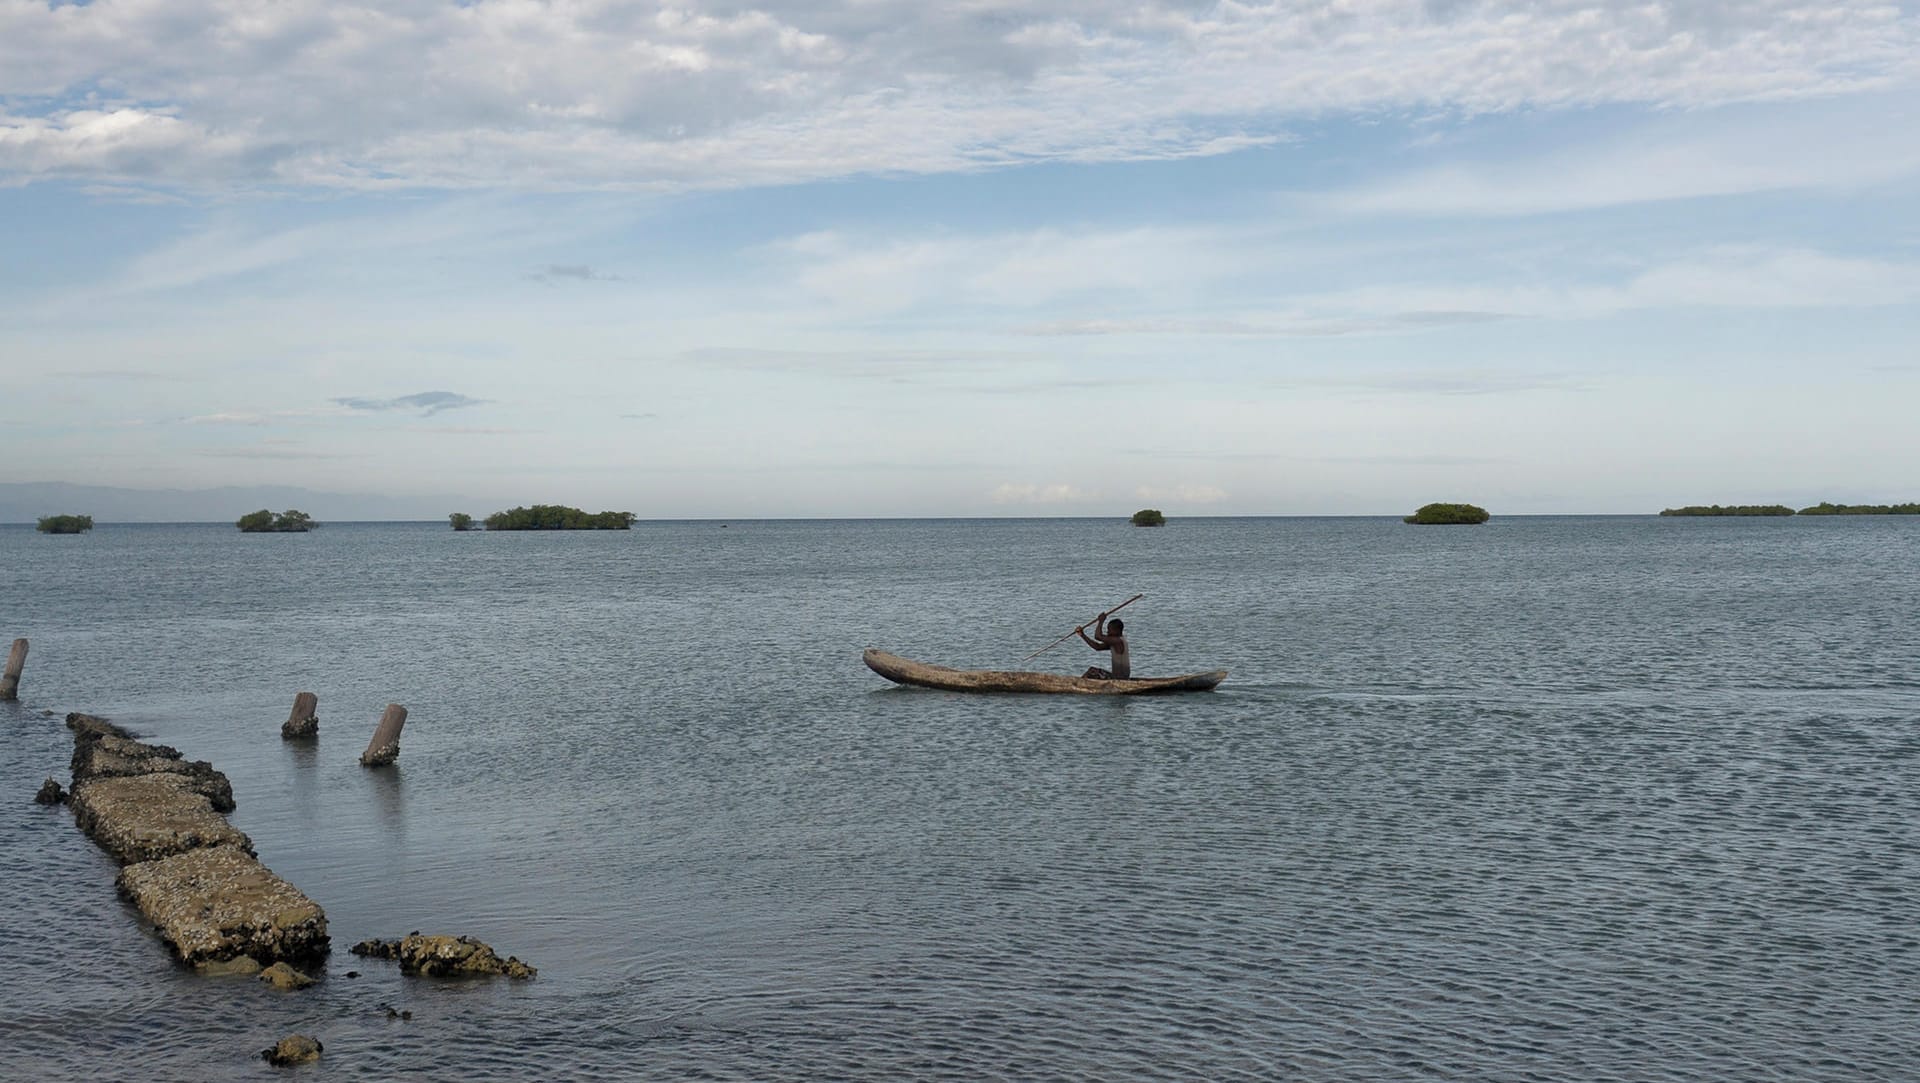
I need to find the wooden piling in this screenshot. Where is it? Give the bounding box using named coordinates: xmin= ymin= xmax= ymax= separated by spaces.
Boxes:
xmin=359 ymin=704 xmax=406 ymax=767
xmin=281 ymin=692 xmax=319 ymax=739
xmin=1 ymin=638 xmax=26 ymax=700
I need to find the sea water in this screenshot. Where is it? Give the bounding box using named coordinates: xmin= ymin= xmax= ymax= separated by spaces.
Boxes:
xmin=1 ymin=516 xmax=1917 ymax=1080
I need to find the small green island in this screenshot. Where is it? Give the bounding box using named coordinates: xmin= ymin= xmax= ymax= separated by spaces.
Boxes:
xmin=449 ymin=512 xmax=477 ymax=531
xmin=237 ymin=509 xmax=317 ymax=532
xmin=1659 ymin=505 xmax=1794 ymax=517
xmin=1405 ymin=502 xmax=1490 ymax=525
xmin=1796 ymin=502 xmax=1920 ymax=515
xmin=37 ymin=514 xmax=94 ymax=534
xmin=484 ymin=505 xmax=637 ymax=530
xmin=1131 ymin=508 xmax=1166 ymax=527
xmin=1659 ymin=502 xmax=1918 ymax=516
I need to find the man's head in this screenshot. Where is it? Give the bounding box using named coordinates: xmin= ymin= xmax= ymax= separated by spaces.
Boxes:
xmin=1107 ymin=618 xmax=1124 ymax=635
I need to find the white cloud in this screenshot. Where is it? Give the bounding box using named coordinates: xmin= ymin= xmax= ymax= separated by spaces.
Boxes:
xmin=991 ymin=482 xmax=1100 ymax=505
xmin=1 ymin=1 xmax=1914 ymax=192
xmin=777 ymin=225 xmax=1247 ymax=315
xmin=1135 ymin=484 xmax=1228 ymax=505
xmin=1325 ymin=94 xmax=1920 ymax=217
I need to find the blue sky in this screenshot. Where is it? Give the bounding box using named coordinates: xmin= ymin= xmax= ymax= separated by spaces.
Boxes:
xmin=4 ymin=1 xmax=1918 ymax=517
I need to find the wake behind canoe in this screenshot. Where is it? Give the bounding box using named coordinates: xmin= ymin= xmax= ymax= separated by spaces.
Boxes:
xmin=864 ymin=648 xmax=1226 ymax=695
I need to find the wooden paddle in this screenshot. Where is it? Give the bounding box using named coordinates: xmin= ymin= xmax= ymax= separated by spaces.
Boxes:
xmin=1019 ymin=593 xmax=1144 ymax=663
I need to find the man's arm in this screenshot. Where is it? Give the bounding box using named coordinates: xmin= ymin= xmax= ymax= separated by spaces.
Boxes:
xmin=1078 ymin=614 xmax=1112 ymax=651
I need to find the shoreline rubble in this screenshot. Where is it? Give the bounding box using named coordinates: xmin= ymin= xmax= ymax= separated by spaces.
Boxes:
xmin=350 ymin=933 xmax=536 ymax=979
xmin=63 ymin=712 xmax=329 ymax=969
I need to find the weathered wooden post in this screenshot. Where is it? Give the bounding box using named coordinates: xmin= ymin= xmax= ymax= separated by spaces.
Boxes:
xmin=359 ymin=704 xmax=406 ymax=767
xmin=1 ymin=638 xmax=26 ymax=700
xmin=281 ymin=692 xmax=318 ymax=739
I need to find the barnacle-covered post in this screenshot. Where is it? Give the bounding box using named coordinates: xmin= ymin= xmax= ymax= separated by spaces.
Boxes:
xmin=359 ymin=704 xmax=406 ymax=767
xmin=281 ymin=692 xmax=318 ymax=739
xmin=1 ymin=638 xmax=26 ymax=700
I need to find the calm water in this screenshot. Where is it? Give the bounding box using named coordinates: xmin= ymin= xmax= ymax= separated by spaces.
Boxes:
xmin=2 ymin=516 xmax=1918 ymax=1081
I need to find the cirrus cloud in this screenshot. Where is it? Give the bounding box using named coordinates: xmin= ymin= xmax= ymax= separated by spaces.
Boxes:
xmin=1 ymin=1 xmax=1915 ymax=193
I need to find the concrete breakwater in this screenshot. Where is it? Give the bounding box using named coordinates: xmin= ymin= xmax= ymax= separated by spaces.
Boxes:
xmin=63 ymin=712 xmax=329 ymax=969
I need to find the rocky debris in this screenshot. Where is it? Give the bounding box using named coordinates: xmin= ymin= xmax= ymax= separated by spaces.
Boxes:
xmin=66 ymin=712 xmax=131 ymax=741
xmin=259 ymin=961 xmax=315 ymax=990
xmin=350 ymin=934 xmax=536 ymax=979
xmin=117 ymin=845 xmax=329 ymax=967
xmin=34 ymin=777 xmax=66 ymax=805
xmin=376 ymin=1001 xmax=413 ymax=1020
xmin=70 ymin=730 xmax=235 ymax=813
xmin=68 ymin=774 xmax=253 ymax=864
xmin=199 ymin=955 xmax=265 ymax=977
xmin=261 ymin=1034 xmax=322 ymax=1066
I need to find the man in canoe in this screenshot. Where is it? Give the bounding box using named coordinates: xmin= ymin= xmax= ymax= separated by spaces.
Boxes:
xmin=1075 ymin=613 xmax=1130 ymax=680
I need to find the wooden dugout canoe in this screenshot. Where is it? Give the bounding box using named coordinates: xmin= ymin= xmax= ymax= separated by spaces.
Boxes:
xmin=864 ymin=648 xmax=1227 ymax=695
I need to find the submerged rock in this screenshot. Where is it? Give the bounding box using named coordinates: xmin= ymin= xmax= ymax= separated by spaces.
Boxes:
xmin=34 ymin=777 xmax=66 ymax=805
xmin=262 ymin=1034 xmax=322 ymax=1066
xmin=198 ymin=955 xmax=265 ymax=977
xmin=69 ymin=774 xmax=253 ymax=864
xmin=259 ymin=961 xmax=316 ymax=990
xmin=350 ymin=934 xmax=536 ymax=979
xmin=117 ymin=845 xmax=329 ymax=967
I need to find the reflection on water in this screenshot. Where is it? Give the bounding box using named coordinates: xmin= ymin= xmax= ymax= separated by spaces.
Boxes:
xmin=2 ymin=517 xmax=1919 ymax=1080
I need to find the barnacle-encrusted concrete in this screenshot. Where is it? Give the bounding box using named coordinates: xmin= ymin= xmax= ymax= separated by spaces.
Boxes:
xmin=68 ymin=773 xmax=254 ymax=864
xmin=60 ymin=709 xmax=329 ymax=974
xmin=351 ymin=934 xmax=536 ymax=979
xmin=118 ymin=845 xmax=329 ymax=967
xmin=72 ymin=734 xmax=236 ymax=811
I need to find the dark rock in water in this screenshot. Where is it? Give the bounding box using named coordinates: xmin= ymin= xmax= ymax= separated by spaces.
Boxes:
xmin=344 ymin=970 xmax=360 ymax=979
xmin=34 ymin=777 xmax=66 ymax=805
xmin=259 ymin=961 xmax=316 ymax=990
xmin=66 ymin=712 xmax=133 ymax=742
xmin=350 ymin=934 xmax=536 ymax=979
xmin=262 ymin=1034 xmax=322 ymax=1066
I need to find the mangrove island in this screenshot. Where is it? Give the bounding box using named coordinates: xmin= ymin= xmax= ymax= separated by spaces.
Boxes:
xmin=449 ymin=512 xmax=477 ymax=531
xmin=237 ymin=509 xmax=316 ymax=532
xmin=1131 ymin=508 xmax=1166 ymax=527
xmin=1405 ymin=502 xmax=1490 ymax=525
xmin=36 ymin=514 xmax=94 ymax=534
xmin=1659 ymin=505 xmax=1795 ymax=517
xmin=484 ymin=505 xmax=637 ymax=530
xmin=1797 ymin=502 xmax=1920 ymax=515
xmin=1659 ymin=502 xmax=1918 ymax=516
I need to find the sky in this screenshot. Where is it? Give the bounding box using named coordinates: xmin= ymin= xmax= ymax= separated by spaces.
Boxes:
xmin=3 ymin=0 xmax=1918 ymax=518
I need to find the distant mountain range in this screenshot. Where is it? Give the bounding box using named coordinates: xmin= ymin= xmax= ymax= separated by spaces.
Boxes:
xmin=0 ymin=482 xmax=477 ymax=523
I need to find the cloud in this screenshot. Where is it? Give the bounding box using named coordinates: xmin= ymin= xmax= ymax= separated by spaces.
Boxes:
xmin=1324 ymin=95 xmax=1920 ymax=218
xmin=3 ymin=2 xmax=1913 ymax=192
xmin=1017 ymin=310 xmax=1513 ymax=337
xmin=991 ymin=482 xmax=1100 ymax=505
xmin=530 ymin=264 xmax=623 ymax=283
xmin=332 ymin=391 xmax=488 ymax=416
xmin=1135 ymin=484 xmax=1228 ymax=504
